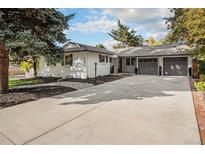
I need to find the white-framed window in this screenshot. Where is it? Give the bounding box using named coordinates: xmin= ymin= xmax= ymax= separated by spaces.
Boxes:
xmin=131 ymin=58 xmax=135 ymax=65
xmin=106 ymin=56 xmax=108 ymax=63
xmin=99 ymin=54 xmax=105 ymax=63
xmin=126 ymin=58 xmax=130 ymax=65
xmin=65 ymin=54 xmax=73 ymax=66
xmin=126 ymin=58 xmax=135 ymax=66
xmin=110 ymin=57 xmax=112 ymax=63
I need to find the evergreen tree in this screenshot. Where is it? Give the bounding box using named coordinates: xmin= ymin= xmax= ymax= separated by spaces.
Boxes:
xmin=0 ymin=9 xmax=74 ymax=93
xmin=108 ymin=20 xmax=143 ymax=49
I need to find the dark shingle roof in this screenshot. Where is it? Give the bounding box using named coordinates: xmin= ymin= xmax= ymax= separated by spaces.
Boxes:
xmin=63 ymin=42 xmax=114 ymax=55
xmin=111 ymin=44 xmax=190 ymax=57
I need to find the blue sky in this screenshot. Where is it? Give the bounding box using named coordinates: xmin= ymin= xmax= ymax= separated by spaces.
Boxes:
xmin=58 ymin=8 xmax=173 ymax=49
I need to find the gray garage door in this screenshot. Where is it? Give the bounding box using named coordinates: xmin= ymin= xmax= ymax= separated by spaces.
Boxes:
xmin=163 ymin=57 xmax=188 ymax=76
xmin=138 ymin=58 xmax=158 ymax=75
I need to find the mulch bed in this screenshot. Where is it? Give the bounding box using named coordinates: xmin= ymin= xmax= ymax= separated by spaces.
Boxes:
xmin=189 ymin=78 xmax=205 ymax=145
xmin=61 ymin=74 xmax=130 ymax=85
xmin=0 ymin=74 xmax=130 ymax=109
xmin=0 ymin=86 xmax=76 ymax=108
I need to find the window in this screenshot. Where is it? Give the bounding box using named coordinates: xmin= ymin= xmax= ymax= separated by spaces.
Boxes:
xmin=131 ymin=58 xmax=135 ymax=65
xmin=126 ymin=58 xmax=130 ymax=65
xmin=139 ymin=58 xmax=157 ymax=62
xmin=106 ymin=56 xmax=108 ymax=63
xmin=99 ymin=54 xmax=105 ymax=63
xmin=110 ymin=57 xmax=112 ymax=63
xmin=126 ymin=58 xmax=135 ymax=66
xmin=65 ymin=54 xmax=73 ymax=66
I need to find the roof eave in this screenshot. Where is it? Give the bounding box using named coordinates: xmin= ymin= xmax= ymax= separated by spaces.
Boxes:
xmin=118 ymin=53 xmax=189 ymax=57
xmin=64 ymin=49 xmax=114 ymax=55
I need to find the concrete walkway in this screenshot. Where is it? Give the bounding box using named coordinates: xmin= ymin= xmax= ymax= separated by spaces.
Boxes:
xmin=0 ymin=75 xmax=201 ymax=144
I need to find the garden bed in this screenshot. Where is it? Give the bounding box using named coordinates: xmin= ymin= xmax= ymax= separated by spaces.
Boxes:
xmin=61 ymin=74 xmax=130 ymax=85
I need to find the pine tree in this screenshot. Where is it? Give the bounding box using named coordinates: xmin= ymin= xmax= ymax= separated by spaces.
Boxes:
xmin=108 ymin=20 xmax=143 ymax=48
xmin=0 ymin=9 xmax=74 ymax=93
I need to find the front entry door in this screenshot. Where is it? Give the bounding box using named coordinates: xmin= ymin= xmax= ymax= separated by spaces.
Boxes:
xmin=125 ymin=58 xmax=136 ymax=73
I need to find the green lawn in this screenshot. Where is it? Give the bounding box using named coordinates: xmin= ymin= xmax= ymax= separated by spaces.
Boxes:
xmin=9 ymin=78 xmax=43 ymax=88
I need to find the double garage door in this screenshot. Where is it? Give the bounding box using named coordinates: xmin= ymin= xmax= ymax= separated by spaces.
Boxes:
xmin=138 ymin=57 xmax=188 ymax=76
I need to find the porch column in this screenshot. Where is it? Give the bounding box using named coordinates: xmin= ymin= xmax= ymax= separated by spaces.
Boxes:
xmin=188 ymin=56 xmax=193 ymax=76
xmin=158 ymin=57 xmax=163 ymax=76
xmin=113 ymin=57 xmax=119 ymax=74
xmin=136 ymin=57 xmax=138 ymax=74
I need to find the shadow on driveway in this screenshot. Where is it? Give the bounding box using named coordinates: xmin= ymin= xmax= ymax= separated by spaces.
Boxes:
xmin=55 ymin=76 xmax=189 ymax=106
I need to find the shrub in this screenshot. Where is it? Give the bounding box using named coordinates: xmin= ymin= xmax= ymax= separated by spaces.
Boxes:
xmin=195 ymin=81 xmax=205 ymax=91
xmin=20 ymin=60 xmax=33 ymax=72
xmin=200 ymin=74 xmax=205 ymax=81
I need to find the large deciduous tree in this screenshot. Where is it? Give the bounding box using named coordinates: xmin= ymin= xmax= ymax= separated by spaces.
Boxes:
xmin=165 ymin=8 xmax=205 ymax=58
xmin=147 ymin=37 xmax=155 ymax=46
xmin=108 ymin=20 xmax=143 ymax=49
xmin=0 ymin=9 xmax=74 ymax=93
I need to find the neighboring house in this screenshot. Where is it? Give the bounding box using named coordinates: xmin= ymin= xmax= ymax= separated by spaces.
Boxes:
xmin=9 ymin=65 xmax=25 ymax=76
xmin=112 ymin=44 xmax=192 ymax=76
xmin=38 ymin=42 xmax=193 ymax=79
xmin=38 ymin=42 xmax=114 ymax=79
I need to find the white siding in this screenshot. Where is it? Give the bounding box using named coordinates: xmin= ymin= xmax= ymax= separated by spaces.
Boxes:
xmin=158 ymin=57 xmax=163 ymax=75
xmin=38 ymin=52 xmax=87 ymax=79
xmin=38 ymin=51 xmax=112 ymax=79
xmin=188 ymin=56 xmax=192 ymax=68
xmin=87 ymin=53 xmax=111 ymax=78
xmin=121 ymin=58 xmax=127 ymax=73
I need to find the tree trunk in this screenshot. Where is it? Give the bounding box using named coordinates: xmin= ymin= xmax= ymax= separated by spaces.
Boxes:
xmin=0 ymin=42 xmax=9 ymax=94
xmin=32 ymin=57 xmax=38 ymax=78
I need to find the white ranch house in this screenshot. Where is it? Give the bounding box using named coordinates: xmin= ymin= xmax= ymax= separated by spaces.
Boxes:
xmin=37 ymin=42 xmax=193 ymax=78
xmin=38 ymin=42 xmax=114 ymax=79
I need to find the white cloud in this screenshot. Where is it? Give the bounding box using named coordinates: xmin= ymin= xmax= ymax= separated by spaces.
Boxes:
xmin=103 ymin=8 xmax=173 ymax=40
xmin=134 ymin=20 xmax=169 ymax=39
xmin=137 ymin=21 xmax=167 ymax=32
xmin=146 ymin=31 xmax=168 ymax=40
xmin=71 ymin=10 xmax=117 ymax=33
xmin=103 ymin=40 xmax=118 ymax=49
xmin=103 ymin=8 xmax=173 ymax=23
xmin=70 ymin=8 xmax=173 ymax=42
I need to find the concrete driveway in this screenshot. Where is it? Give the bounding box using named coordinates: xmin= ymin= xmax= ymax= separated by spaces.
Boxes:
xmin=0 ymin=75 xmax=201 ymax=144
